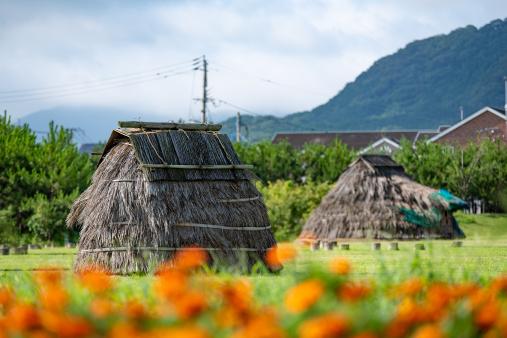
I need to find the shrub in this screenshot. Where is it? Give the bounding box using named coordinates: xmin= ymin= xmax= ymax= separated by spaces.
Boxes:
xmin=258 ymin=180 xmax=332 ymax=240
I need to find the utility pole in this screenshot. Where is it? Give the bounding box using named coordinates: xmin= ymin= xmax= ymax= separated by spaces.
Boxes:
xmin=201 ymin=55 xmax=208 ymax=124
xmin=236 ymin=112 xmax=241 ymax=142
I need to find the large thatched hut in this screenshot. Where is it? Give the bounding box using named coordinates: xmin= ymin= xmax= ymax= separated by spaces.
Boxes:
xmin=299 ymin=155 xmax=466 ymax=241
xmin=67 ymin=121 xmax=276 ymax=274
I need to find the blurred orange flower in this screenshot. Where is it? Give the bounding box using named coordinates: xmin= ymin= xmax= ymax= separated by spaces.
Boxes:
xmin=265 ymin=243 xmax=297 ymax=268
xmin=6 ymin=303 xmax=40 ymax=332
xmin=231 ymin=308 xmax=285 ymax=338
xmin=350 ymin=332 xmax=378 ymax=338
xmin=221 ymin=279 xmax=252 ymax=313
xmin=216 ymin=279 xmax=253 ymax=328
xmin=285 ymin=279 xmax=325 ymax=313
xmin=123 ymin=300 xmax=147 ymax=320
xmin=173 ymin=290 xmax=208 ymax=319
xmin=77 ymin=268 xmax=112 ymax=294
xmin=40 ymin=312 xmax=92 ymax=338
xmin=108 ymin=322 xmax=139 ymax=338
xmin=394 ymin=278 xmax=423 ymax=298
xmin=329 ymin=258 xmax=351 ymax=275
xmin=39 ymin=286 xmax=68 ymax=312
xmin=90 ymin=298 xmax=114 ymax=318
xmin=153 ymin=269 xmax=188 ymax=301
xmin=34 ymin=269 xmax=63 ymax=286
xmin=411 ymin=324 xmax=444 ymax=338
xmin=491 ymin=276 xmax=507 ymax=294
xmin=149 ymin=325 xmax=210 ymax=338
xmin=0 ymin=287 xmax=14 ymax=308
xmin=299 ymin=313 xmax=349 ymax=338
xmin=173 ymin=247 xmax=208 ymax=271
xmin=474 ymin=300 xmax=501 ymax=330
xmin=338 ymin=282 xmax=371 ymax=302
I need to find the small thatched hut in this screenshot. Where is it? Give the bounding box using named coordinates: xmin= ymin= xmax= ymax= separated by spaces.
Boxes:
xmin=67 ymin=121 xmax=276 ymax=274
xmin=299 ymin=155 xmax=466 ymax=241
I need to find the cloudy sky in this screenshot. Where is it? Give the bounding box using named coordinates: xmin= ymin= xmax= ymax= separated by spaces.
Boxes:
xmin=1 ymin=0 xmax=506 ymax=122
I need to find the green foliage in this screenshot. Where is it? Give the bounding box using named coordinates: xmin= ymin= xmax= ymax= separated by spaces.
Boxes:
xmin=0 ymin=114 xmax=94 ymax=244
xmin=395 ymin=139 xmax=507 ymax=211
xmin=298 ymin=140 xmax=354 ymax=182
xmin=234 ymin=140 xmax=355 ymax=183
xmin=257 ymin=180 xmax=332 ymax=240
xmin=221 ymin=19 xmax=507 ymax=141
xmin=234 ymin=140 xmax=301 ymax=182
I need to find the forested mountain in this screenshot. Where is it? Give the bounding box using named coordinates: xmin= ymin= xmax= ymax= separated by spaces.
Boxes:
xmin=222 ymin=18 xmax=507 ymax=141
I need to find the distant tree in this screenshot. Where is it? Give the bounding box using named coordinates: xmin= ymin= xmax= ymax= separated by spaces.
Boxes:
xmin=234 ymin=140 xmax=301 ymax=183
xmin=0 ymin=114 xmax=94 ymax=244
xmin=234 ymin=140 xmax=355 ymax=183
xmin=395 ymin=139 xmax=507 ymax=212
xmin=298 ymin=139 xmax=355 ymax=182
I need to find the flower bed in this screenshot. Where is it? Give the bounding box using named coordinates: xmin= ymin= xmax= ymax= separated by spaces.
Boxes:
xmin=0 ymin=245 xmax=506 ymax=338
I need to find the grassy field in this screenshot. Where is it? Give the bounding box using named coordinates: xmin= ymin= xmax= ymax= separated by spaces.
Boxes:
xmin=1 ymin=212 xmax=506 ymax=304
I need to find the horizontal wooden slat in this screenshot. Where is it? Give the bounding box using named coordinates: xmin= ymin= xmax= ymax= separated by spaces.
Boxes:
xmin=141 ymin=164 xmax=253 ymax=170
xmin=118 ymin=121 xmax=222 ymax=131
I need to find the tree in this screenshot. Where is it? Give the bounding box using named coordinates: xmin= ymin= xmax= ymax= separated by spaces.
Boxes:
xmin=0 ymin=114 xmax=94 ymax=244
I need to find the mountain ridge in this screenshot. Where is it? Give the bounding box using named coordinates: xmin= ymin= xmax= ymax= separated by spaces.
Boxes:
xmin=221 ymin=18 xmax=507 ymax=141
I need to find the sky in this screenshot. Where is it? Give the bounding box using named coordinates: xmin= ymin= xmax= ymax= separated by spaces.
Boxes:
xmin=1 ymin=0 xmax=507 ymax=122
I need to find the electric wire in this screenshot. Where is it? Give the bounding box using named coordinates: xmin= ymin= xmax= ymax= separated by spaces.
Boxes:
xmin=0 ymin=69 xmax=195 ymax=103
xmin=0 ymin=58 xmax=201 ymax=95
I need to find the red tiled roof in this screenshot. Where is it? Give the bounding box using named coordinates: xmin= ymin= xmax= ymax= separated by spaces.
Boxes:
xmin=272 ymin=130 xmax=438 ymax=149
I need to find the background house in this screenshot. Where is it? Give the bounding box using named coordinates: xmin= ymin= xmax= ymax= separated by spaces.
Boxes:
xmin=272 ymin=130 xmax=439 ymax=153
xmin=430 ymin=106 xmax=507 ymax=145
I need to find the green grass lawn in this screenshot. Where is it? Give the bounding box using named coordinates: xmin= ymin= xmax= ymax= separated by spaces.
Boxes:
xmin=1 ymin=212 xmax=506 ymax=304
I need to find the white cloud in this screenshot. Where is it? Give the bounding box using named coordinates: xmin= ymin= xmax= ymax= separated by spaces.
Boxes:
xmin=0 ymin=0 xmax=505 ymax=121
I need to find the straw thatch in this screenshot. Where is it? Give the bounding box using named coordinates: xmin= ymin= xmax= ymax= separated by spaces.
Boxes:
xmin=67 ymin=123 xmax=276 ymax=274
xmin=299 ymin=155 xmax=466 ymax=241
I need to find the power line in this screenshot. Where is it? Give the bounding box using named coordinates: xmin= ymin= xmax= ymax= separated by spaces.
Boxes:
xmin=0 ymin=68 xmax=194 ymax=103
xmin=213 ymin=63 xmax=330 ymax=96
xmin=215 ymin=98 xmax=261 ymax=116
xmin=0 ymin=65 xmax=198 ymax=100
xmin=0 ymin=58 xmax=201 ymax=95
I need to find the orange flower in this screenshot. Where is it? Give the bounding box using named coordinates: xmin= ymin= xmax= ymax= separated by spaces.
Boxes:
xmin=149 ymin=325 xmax=210 ymax=338
xmin=57 ymin=319 xmax=92 ymax=338
xmin=6 ymin=303 xmax=40 ymax=332
xmin=123 ymin=300 xmax=147 ymax=320
xmin=299 ymin=313 xmax=349 ymax=338
xmin=338 ymin=282 xmax=371 ymax=302
xmin=173 ymin=247 xmax=208 ymax=271
xmin=426 ymin=283 xmax=450 ymax=304
xmin=411 ymin=324 xmax=444 ymax=338
xmin=385 ymin=319 xmax=409 ymax=338
xmin=154 ymin=269 xmax=188 ymax=301
xmin=491 ymin=275 xmax=507 ymax=294
xmin=173 ymin=291 xmax=208 ymax=319
xmin=329 ymin=258 xmax=351 ymax=275
xmin=395 ymin=297 xmax=425 ymax=324
xmin=394 ymin=278 xmax=424 ymax=298
xmin=77 ymin=268 xmax=112 ymax=294
xmin=90 ymin=298 xmax=114 ymax=318
xmin=39 ymin=285 xmax=68 ymax=312
xmin=108 ymin=322 xmax=139 ymax=338
xmin=265 ymin=243 xmax=297 ymax=268
xmin=350 ymin=332 xmax=378 ymax=338
xmin=221 ymin=279 xmax=252 ymax=313
xmin=450 ymin=282 xmax=479 ymax=300
xmin=231 ymin=308 xmax=285 ymax=338
xmin=34 ymin=269 xmax=63 ymax=286
xmin=285 ymin=279 xmax=325 ymax=313
xmin=0 ymin=287 xmax=14 ymax=308
xmin=474 ymin=300 xmax=501 ymax=330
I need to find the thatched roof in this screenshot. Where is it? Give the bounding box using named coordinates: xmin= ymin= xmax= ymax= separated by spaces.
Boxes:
xmin=299 ymin=155 xmax=466 ymax=241
xmin=67 ymin=122 xmax=276 ymax=274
